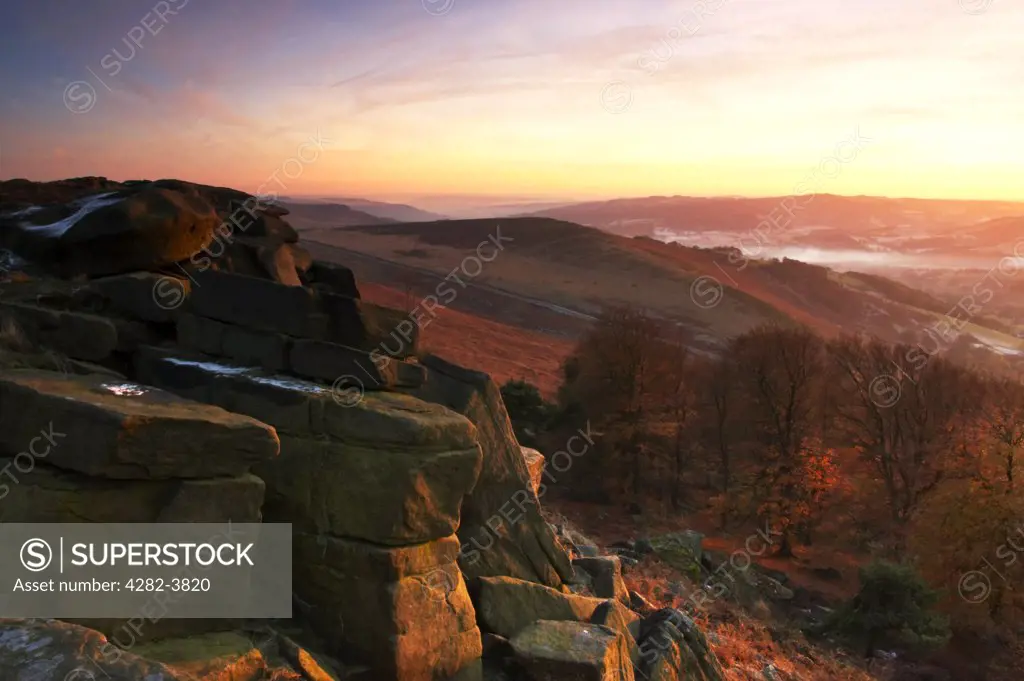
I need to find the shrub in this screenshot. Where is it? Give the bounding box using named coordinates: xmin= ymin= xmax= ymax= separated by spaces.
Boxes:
xmin=500 ymin=379 xmax=554 ymax=446
xmin=826 ymin=560 xmax=950 ymax=657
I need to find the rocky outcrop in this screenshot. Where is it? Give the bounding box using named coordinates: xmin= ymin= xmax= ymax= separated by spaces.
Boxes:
xmin=404 ymin=355 xmax=573 ymax=588
xmin=635 ymin=609 xmax=726 ymax=681
xmin=186 ymin=268 xmax=418 ymax=355
xmin=521 ymin=446 xmax=545 ymax=496
xmin=0 ymin=177 xmax=735 ymax=681
xmin=511 ymin=620 xmax=635 ymax=681
xmin=1 ymin=184 xmax=220 ymax=277
xmin=0 ymin=619 xmax=350 ymax=681
xmin=259 ymin=432 xmax=481 ymax=544
xmin=590 ymin=601 xmax=641 ymax=665
xmin=89 ymin=271 xmax=187 ymax=323
xmin=0 ymin=301 xmax=120 ymax=362
xmin=0 ymin=465 xmax=265 ymax=523
xmin=476 ymin=576 xmax=606 ymax=638
xmin=0 ymin=368 xmax=277 ymax=642
xmin=131 ymin=357 xmax=483 ymax=677
xmin=294 ymin=534 xmax=482 ymax=681
xmin=0 ymin=618 xmax=194 ymax=681
xmin=134 ymin=629 xmax=348 ymax=680
xmin=649 ymin=530 xmax=705 ymax=578
xmin=0 ymin=369 xmax=279 ymax=479
xmin=574 ymin=556 xmax=630 ymax=605
xmin=249 ymin=388 xmax=484 ymax=678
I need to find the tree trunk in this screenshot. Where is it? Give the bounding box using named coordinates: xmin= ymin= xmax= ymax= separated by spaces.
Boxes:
xmin=776 ymin=528 xmax=794 ymax=558
xmin=671 ymin=426 xmax=684 ymax=510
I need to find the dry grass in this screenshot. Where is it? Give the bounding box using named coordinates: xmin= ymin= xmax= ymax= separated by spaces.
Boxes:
xmin=359 ymin=281 xmax=574 ymax=398
xmin=547 ymin=500 xmax=878 ymax=681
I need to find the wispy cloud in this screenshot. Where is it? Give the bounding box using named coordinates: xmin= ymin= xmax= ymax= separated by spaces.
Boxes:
xmin=0 ymin=0 xmax=1020 ymax=200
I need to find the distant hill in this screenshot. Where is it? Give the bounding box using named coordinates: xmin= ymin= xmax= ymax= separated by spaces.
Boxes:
xmin=281 ymin=196 xmax=446 ymax=223
xmin=522 ymin=194 xmax=1024 ymax=258
xmin=278 ymin=201 xmax=396 ymax=230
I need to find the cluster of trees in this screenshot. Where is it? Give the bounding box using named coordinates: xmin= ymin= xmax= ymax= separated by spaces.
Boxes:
xmin=544 ymin=306 xmax=1024 ymax=630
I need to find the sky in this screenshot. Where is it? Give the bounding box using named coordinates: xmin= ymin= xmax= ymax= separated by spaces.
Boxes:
xmin=0 ymin=0 xmax=1021 ymax=204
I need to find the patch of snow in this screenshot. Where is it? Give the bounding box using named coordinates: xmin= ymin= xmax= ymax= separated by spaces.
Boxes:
xmin=5 ymin=205 xmax=43 ymax=218
xmin=0 ymin=629 xmax=39 ymax=651
xmin=163 ymin=357 xmax=328 ymax=394
xmin=163 ymin=357 xmax=253 ymax=376
xmin=18 ymin=192 xmax=121 ymax=238
xmin=99 ymin=382 xmax=150 ymax=397
xmin=250 ymin=374 xmax=327 ymax=393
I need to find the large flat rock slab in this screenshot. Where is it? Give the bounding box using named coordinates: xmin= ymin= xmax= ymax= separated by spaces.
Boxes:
xmin=185 ymin=269 xmax=417 ymax=353
xmin=0 ymin=369 xmax=279 ymax=479
xmin=135 ymin=348 xmax=448 ymax=440
xmin=476 ymin=576 xmax=606 ymax=639
xmin=0 ymin=301 xmax=119 ymax=362
xmin=57 ymin=186 xmax=219 ymax=277
xmin=511 ymin=620 xmax=634 ymax=681
xmin=189 ymin=268 xmax=328 ymax=338
xmin=178 ymin=313 xmax=291 ymax=372
xmin=175 ymin=312 xmax=424 ymax=388
xmin=135 ymin=348 xmax=333 ymax=435
xmin=0 ymin=462 xmax=264 ymax=523
xmin=256 ymin=434 xmax=482 ymax=544
xmin=89 ymin=271 xmax=190 ymax=323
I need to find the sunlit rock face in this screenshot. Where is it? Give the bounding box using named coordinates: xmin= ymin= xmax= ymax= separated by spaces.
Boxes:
xmin=402 ymin=354 xmax=574 ymax=589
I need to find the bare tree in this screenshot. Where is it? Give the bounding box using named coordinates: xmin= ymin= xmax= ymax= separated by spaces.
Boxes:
xmin=693 ymin=354 xmax=737 ymax=528
xmin=559 ymin=306 xmax=667 ymax=507
xmin=661 ymin=326 xmax=697 ymax=510
xmin=978 ymin=375 xmax=1024 ymax=492
xmin=827 ymin=335 xmax=973 ymax=535
xmin=729 ymin=324 xmax=828 ymax=556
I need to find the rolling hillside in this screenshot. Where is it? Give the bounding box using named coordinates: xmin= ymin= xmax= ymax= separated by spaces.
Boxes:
xmin=281 ymin=196 xmax=446 ymax=223
xmin=302 ymin=217 xmax=1024 ymax=363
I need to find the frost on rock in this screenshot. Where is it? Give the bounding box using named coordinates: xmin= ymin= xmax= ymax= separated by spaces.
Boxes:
xmin=18 ymin=193 xmax=121 ymax=238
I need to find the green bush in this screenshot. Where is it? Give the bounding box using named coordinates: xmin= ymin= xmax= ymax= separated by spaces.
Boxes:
xmin=500 ymin=379 xmax=554 ymax=446
xmin=826 ymin=560 xmax=949 ymax=657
